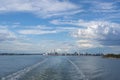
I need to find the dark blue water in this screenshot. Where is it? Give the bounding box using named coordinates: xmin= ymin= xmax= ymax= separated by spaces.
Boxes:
xmin=0 ymin=56 xmax=120 ymax=80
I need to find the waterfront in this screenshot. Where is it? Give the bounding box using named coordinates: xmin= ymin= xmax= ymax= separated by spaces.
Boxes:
xmin=0 ymin=55 xmax=120 ymax=80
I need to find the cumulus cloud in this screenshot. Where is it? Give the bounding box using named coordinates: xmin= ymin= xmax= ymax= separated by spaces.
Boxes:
xmin=0 ymin=0 xmax=79 ymax=17
xmin=71 ymin=21 xmax=120 ymax=46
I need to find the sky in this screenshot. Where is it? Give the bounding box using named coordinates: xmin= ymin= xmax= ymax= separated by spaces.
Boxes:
xmin=0 ymin=0 xmax=120 ymax=53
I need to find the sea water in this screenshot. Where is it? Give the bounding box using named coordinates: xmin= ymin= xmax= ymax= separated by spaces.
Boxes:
xmin=0 ymin=56 xmax=120 ymax=80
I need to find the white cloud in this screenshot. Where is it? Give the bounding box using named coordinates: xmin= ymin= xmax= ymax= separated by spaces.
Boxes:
xmin=50 ymin=19 xmax=89 ymax=27
xmin=44 ymin=10 xmax=82 ymax=18
xmin=0 ymin=26 xmax=36 ymax=53
xmin=0 ymin=0 xmax=33 ymax=11
xmin=18 ymin=25 xmax=78 ymax=35
xmin=93 ymin=2 xmax=116 ymax=9
xmin=77 ymin=1 xmax=119 ymax=13
xmin=77 ymin=40 xmax=94 ymax=48
xmin=0 ymin=26 xmax=16 ymax=41
xmin=50 ymin=19 xmax=74 ymax=25
xmin=19 ymin=29 xmax=57 ymax=35
xmin=0 ymin=0 xmax=79 ymax=17
xmin=72 ymin=21 xmax=120 ymax=39
xmin=96 ymin=3 xmax=116 ymax=10
xmin=90 ymin=1 xmax=119 ymax=12
xmin=71 ymin=21 xmax=120 ymax=47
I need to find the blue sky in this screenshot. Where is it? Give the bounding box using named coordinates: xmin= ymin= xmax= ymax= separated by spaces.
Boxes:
xmin=0 ymin=0 xmax=120 ymax=53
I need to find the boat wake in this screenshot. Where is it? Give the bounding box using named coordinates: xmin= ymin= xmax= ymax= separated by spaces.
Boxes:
xmin=67 ymin=58 xmax=89 ymax=80
xmin=1 ymin=58 xmax=48 ymax=80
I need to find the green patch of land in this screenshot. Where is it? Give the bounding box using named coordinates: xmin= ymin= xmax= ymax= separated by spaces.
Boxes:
xmin=103 ymin=54 xmax=120 ymax=58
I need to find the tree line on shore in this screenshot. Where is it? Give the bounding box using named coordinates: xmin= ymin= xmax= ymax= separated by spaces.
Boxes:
xmin=103 ymin=54 xmax=120 ymax=58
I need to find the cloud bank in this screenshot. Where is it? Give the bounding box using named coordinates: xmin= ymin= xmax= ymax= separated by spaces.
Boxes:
xmin=71 ymin=21 xmax=120 ymax=47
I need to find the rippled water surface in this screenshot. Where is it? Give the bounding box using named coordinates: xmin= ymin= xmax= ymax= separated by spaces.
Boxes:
xmin=0 ymin=56 xmax=120 ymax=80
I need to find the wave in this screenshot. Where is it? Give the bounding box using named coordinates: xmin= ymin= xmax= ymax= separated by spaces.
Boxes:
xmin=67 ymin=58 xmax=89 ymax=80
xmin=1 ymin=58 xmax=48 ymax=80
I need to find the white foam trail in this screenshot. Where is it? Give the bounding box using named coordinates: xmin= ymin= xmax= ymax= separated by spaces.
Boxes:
xmin=67 ymin=58 xmax=88 ymax=80
xmin=2 ymin=58 xmax=48 ymax=80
